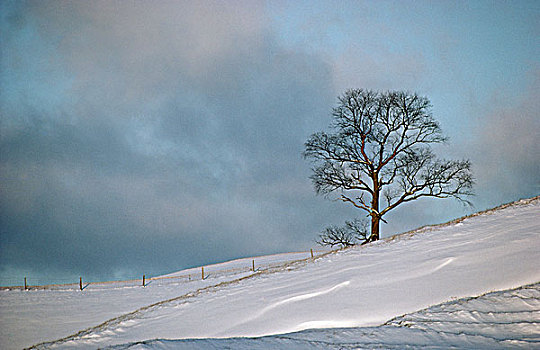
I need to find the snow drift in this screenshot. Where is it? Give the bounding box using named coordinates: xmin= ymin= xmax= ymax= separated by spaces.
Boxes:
xmin=109 ymin=282 xmax=540 ymax=349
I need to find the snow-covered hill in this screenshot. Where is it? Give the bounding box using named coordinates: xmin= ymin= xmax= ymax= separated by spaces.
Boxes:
xmin=1 ymin=197 xmax=539 ymax=349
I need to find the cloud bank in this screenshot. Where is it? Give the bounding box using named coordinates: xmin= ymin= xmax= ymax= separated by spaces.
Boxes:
xmin=1 ymin=1 xmax=340 ymax=283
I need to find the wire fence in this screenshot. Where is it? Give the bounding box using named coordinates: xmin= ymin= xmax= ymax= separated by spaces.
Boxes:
xmin=0 ymin=249 xmax=332 ymax=291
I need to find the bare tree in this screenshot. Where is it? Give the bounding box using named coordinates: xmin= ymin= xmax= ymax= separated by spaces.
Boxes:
xmin=304 ymin=89 xmax=473 ymax=242
xmin=317 ymin=218 xmax=369 ymax=248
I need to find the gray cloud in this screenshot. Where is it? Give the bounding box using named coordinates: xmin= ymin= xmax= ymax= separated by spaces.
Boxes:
xmin=0 ymin=1 xmax=339 ymax=284
xmin=468 ymin=73 xmax=540 ymax=208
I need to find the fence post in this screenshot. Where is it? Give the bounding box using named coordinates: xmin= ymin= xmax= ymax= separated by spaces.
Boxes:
xmin=79 ymin=277 xmax=83 ymax=291
xmin=310 ymin=249 xmax=314 ymax=259
xmin=24 ymin=277 xmax=27 ymax=290
xmin=142 ymin=274 xmax=146 ymax=287
xmin=201 ymin=266 xmax=204 ymax=280
xmin=252 ymin=259 xmax=255 ymax=272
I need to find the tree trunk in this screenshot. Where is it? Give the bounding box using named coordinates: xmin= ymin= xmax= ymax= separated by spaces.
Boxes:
xmin=370 ymin=215 xmax=380 ymax=241
xmin=370 ymin=174 xmax=380 ymax=241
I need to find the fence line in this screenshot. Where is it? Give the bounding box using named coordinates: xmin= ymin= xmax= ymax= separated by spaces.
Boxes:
xmin=0 ymin=249 xmax=331 ymax=291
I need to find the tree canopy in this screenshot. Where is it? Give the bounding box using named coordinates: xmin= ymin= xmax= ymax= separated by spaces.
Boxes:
xmin=304 ymin=89 xmax=474 ymax=243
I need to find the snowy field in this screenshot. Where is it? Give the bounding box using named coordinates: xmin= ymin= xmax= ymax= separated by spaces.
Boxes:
xmin=1 ymin=197 xmax=539 ymax=349
xmin=0 ymin=251 xmax=327 ymax=350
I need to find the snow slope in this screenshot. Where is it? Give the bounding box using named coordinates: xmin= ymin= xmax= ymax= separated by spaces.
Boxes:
xmin=1 ymin=197 xmax=539 ymax=349
xmin=0 ymin=251 xmax=324 ymax=350
xmin=109 ymin=282 xmax=540 ymax=349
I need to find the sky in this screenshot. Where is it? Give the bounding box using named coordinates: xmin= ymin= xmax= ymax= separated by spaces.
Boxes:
xmin=1 ymin=0 xmax=538 ymax=286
